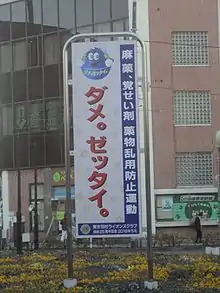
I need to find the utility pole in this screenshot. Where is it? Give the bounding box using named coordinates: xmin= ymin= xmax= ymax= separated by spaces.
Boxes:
xmin=34 ymin=168 xmax=39 ymax=249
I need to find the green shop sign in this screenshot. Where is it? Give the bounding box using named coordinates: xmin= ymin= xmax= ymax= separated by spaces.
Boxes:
xmin=52 ymin=168 xmax=74 ymax=186
xmin=56 ymin=211 xmax=65 ymax=220
xmin=172 ymin=193 xmax=218 ymax=221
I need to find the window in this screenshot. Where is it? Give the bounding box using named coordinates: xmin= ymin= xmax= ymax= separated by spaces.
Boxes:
xmin=14 ymin=101 xmax=45 ymax=133
xmin=176 ymin=152 xmax=213 ymax=186
xmin=156 ymin=195 xmax=173 ymax=221
xmin=0 ymin=4 xmax=10 ymax=42
xmin=113 ymin=20 xmax=124 ymax=32
xmin=173 ymin=91 xmax=211 ymax=126
xmin=30 ymin=184 xmax=45 ymax=232
xmin=12 ymin=0 xmax=26 ymax=39
xmin=14 ymin=71 xmax=27 ymax=102
xmin=0 ymin=106 xmax=13 ymax=135
xmin=28 ymin=37 xmax=42 ymax=67
xmin=124 ymin=18 xmax=129 ymax=31
xmin=15 ymin=134 xmax=29 ymax=168
xmin=42 ymin=0 xmax=58 ymax=30
xmin=94 ymin=0 xmax=111 ymax=23
xmin=77 ymin=25 xmax=93 ymax=35
xmin=13 ymin=41 xmax=27 ymax=71
xmin=94 ymin=23 xmax=111 ymax=41
xmin=61 ymin=32 xmax=72 ymax=62
xmin=45 ymin=99 xmax=61 ymax=131
xmin=76 ymin=0 xmax=93 ymax=27
xmin=15 ymin=103 xmax=27 ymax=132
xmin=28 ymin=68 xmax=43 ymax=100
xmin=27 ymin=0 xmax=42 ymax=35
xmin=59 ymin=0 xmax=75 ymax=30
xmin=45 ymin=131 xmax=62 ymax=165
xmin=44 ymin=34 xmax=59 ymax=65
xmin=44 ymin=65 xmax=59 ymax=98
xmin=172 ymin=31 xmax=208 ymax=66
xmin=0 ymin=136 xmax=13 ymax=169
xmin=113 ymin=20 xmax=125 ymax=40
xmin=111 ymin=0 xmax=129 ymax=20
xmin=1 ymin=44 xmax=12 ymax=73
xmin=30 ymin=134 xmax=45 ymax=166
xmin=28 ymin=0 xmax=42 ymax=25
xmin=12 ymin=0 xmax=26 ymax=23
xmin=29 ymin=101 xmax=44 ymax=132
xmin=0 ymin=73 xmax=12 ymax=104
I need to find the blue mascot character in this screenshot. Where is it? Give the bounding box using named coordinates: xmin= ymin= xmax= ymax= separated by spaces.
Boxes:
xmin=81 ymin=47 xmax=114 ymax=80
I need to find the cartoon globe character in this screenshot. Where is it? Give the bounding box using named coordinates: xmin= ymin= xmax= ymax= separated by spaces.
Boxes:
xmin=81 ymin=47 xmax=114 ymax=80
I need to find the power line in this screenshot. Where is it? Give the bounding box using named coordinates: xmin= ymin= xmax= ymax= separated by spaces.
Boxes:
xmin=149 ymin=85 xmax=220 ymax=97
xmin=146 ymin=39 xmax=220 ymax=49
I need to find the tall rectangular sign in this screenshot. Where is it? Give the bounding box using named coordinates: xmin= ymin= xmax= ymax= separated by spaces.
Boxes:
xmin=72 ymin=41 xmax=141 ymax=238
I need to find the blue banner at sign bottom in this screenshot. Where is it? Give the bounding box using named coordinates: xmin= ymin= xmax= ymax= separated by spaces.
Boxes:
xmin=78 ymin=223 xmax=139 ymax=237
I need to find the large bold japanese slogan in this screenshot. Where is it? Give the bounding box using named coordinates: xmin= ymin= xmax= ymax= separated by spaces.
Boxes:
xmin=72 ymin=41 xmax=141 ymax=238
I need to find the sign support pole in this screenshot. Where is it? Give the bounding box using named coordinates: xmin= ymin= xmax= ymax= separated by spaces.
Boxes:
xmin=62 ymin=32 xmax=156 ymax=289
xmin=218 ymin=148 xmax=220 ymax=227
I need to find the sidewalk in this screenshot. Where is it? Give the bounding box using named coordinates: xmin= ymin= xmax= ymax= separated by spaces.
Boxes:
xmin=153 ymin=245 xmax=205 ymax=255
xmin=0 ymin=245 xmax=206 ymax=257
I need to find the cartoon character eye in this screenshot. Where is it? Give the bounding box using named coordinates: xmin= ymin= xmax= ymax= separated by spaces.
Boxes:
xmin=88 ymin=52 xmax=94 ymax=61
xmin=93 ymin=52 xmax=99 ymax=61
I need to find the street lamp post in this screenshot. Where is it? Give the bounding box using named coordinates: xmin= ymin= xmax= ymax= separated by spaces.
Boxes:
xmin=215 ymin=130 xmax=220 ymax=227
xmin=16 ymin=122 xmax=26 ymax=255
xmin=34 ymin=168 xmax=39 ymax=250
xmin=16 ymin=138 xmax=22 ymax=255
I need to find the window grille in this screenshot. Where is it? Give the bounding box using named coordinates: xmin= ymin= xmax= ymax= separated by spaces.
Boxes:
xmin=172 ymin=31 xmax=208 ymax=65
xmin=176 ymin=152 xmax=213 ymax=186
xmin=173 ymin=91 xmax=211 ymax=126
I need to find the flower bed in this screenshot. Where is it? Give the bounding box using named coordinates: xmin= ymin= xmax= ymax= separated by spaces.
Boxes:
xmin=0 ymin=251 xmax=219 ymax=292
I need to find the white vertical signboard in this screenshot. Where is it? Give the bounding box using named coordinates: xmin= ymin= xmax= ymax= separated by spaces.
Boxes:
xmin=72 ymin=41 xmax=141 ymax=238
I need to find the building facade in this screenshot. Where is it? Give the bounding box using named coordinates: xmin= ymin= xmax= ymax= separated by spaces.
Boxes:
xmin=136 ymin=0 xmax=220 ymax=233
xmin=0 ymin=0 xmax=129 ymax=170
xmin=0 ymin=0 xmax=130 ymax=237
xmin=1 ymin=0 xmax=220 ymax=239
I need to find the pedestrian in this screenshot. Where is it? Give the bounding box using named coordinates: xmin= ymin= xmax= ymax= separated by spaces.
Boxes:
xmin=60 ymin=214 xmax=67 ymax=246
xmin=194 ymin=212 xmax=203 ymax=243
xmin=58 ymin=220 xmax=62 ymax=235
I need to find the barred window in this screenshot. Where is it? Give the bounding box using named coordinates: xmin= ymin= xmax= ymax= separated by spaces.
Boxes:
xmin=173 ymin=91 xmax=211 ymax=126
xmin=176 ymin=152 xmax=213 ymax=186
xmin=172 ymin=31 xmax=208 ymax=65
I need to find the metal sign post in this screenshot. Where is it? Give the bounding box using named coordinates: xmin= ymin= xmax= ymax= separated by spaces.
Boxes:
xmin=62 ymin=32 xmax=155 ymax=289
xmin=215 ymin=131 xmax=220 ymax=227
xmin=218 ymin=148 xmax=220 ymax=227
